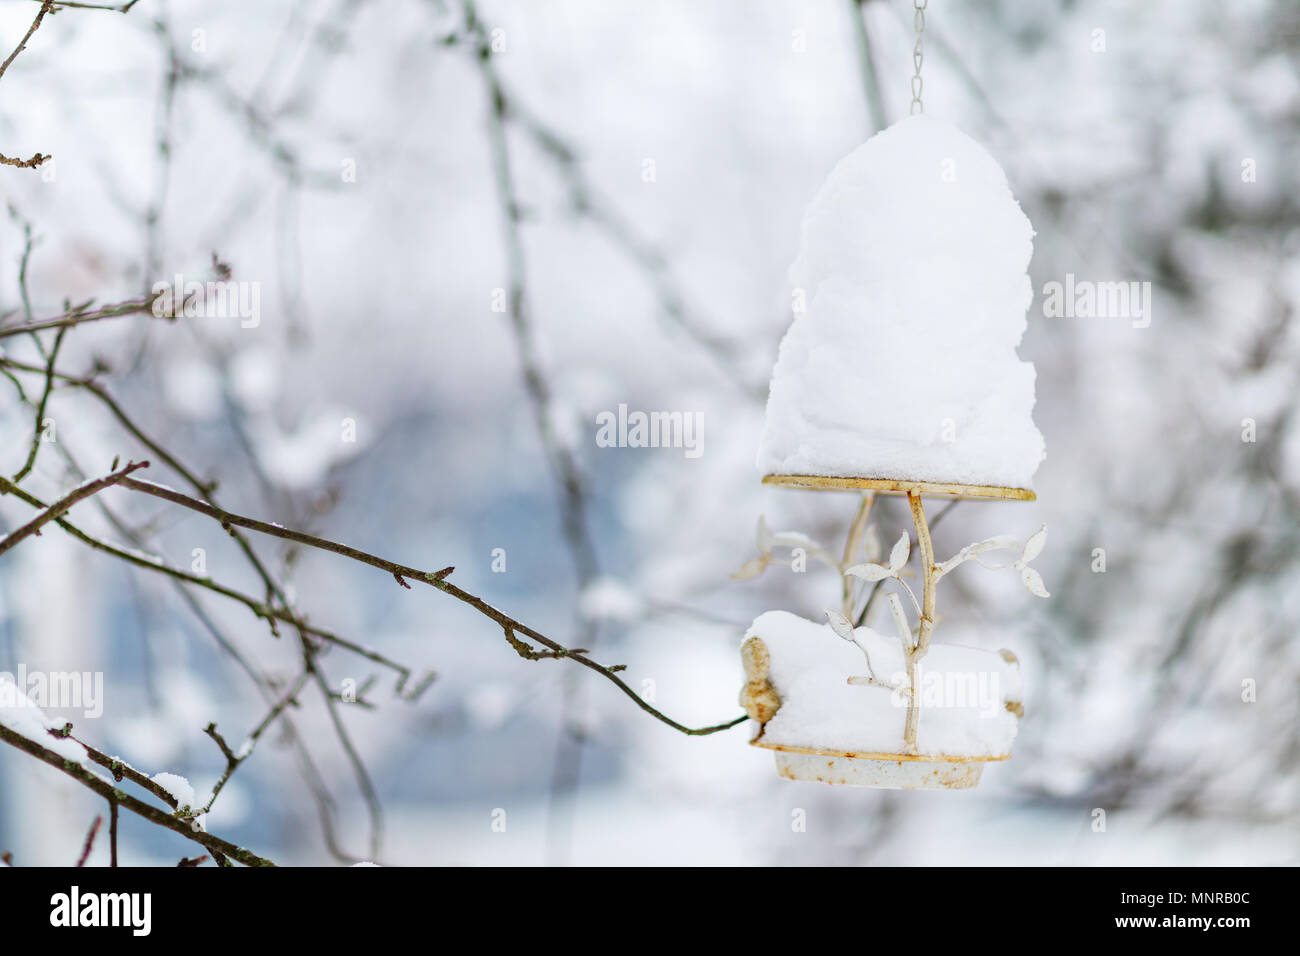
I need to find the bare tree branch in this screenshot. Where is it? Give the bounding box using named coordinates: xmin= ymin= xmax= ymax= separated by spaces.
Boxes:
xmin=0 ymin=1 xmax=54 ymax=83
xmin=0 ymin=151 xmax=50 ymax=169
xmin=0 ymin=722 xmax=276 ymax=866
xmin=74 ymin=815 xmax=102 ymax=866
xmin=0 ymin=459 xmax=149 ymax=558
xmin=0 ymin=294 xmax=162 ymax=340
xmin=10 ymin=323 xmax=66 ymax=483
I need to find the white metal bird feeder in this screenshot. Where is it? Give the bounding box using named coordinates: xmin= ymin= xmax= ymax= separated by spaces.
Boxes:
xmin=738 ymin=20 xmax=1048 ymax=789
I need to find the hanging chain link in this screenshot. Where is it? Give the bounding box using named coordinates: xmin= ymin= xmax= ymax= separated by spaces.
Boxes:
xmin=910 ymin=0 xmax=927 ymax=115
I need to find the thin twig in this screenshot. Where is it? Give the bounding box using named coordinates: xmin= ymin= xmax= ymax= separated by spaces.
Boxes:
xmin=75 ymin=815 xmax=102 ymax=866
xmin=0 ymin=460 xmax=149 ymax=558
xmin=432 ymin=575 xmax=747 ymax=736
xmin=461 ymin=0 xmax=608 ymax=864
xmin=0 ymin=1 xmax=54 ymax=84
xmin=70 ymin=732 xmax=185 ymax=810
xmin=202 ymin=673 xmax=309 ymax=814
xmin=848 ymin=0 xmax=888 ymax=133
xmin=0 ymin=294 xmax=162 ymax=340
xmin=23 ymin=0 xmax=140 ymax=10
xmin=0 ymin=151 xmax=50 ymax=169
xmin=108 ymin=799 xmax=118 ymax=866
xmin=308 ymin=657 xmax=384 ymax=860
xmin=11 ymin=323 xmax=66 ymax=483
xmin=119 ymin=476 xmax=455 ymax=589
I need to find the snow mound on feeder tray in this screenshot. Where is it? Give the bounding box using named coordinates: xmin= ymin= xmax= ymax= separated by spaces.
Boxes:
xmin=746 ymin=610 xmax=1021 ymax=758
xmin=759 ymin=114 xmax=1045 ymax=491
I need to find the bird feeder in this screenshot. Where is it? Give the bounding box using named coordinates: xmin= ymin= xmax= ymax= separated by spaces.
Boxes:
xmin=739 ymin=112 xmax=1048 ymax=790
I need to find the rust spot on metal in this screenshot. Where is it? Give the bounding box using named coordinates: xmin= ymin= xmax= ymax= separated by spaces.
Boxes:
xmin=739 ymin=636 xmax=782 ymax=725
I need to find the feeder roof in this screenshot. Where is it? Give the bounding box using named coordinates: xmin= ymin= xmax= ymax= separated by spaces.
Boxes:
xmin=758 ymin=115 xmax=1045 ymax=495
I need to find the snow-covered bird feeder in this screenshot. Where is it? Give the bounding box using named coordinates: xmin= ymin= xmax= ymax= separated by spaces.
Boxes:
xmin=740 ymin=115 xmax=1047 ymax=789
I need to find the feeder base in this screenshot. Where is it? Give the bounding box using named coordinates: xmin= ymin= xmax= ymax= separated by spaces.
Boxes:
xmin=771 ymin=751 xmax=988 ymax=790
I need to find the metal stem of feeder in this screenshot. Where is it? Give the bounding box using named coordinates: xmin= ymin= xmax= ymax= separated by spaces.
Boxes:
xmin=840 ymin=492 xmax=876 ymax=619
xmin=903 ymin=490 xmax=936 ymax=752
xmin=763 ymin=473 xmax=1037 ymax=759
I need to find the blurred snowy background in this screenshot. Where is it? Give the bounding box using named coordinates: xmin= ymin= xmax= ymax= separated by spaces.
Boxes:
xmin=1 ymin=0 xmax=1298 ymax=865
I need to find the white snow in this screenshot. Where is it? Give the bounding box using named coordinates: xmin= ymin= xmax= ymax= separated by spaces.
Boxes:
xmin=464 ymin=682 xmax=515 ymax=730
xmin=160 ymin=356 xmax=224 ymax=422
xmin=578 ymin=577 xmax=644 ymax=622
xmin=117 ymin=546 xmax=166 ymax=567
xmin=0 ymin=674 xmax=89 ymax=767
xmin=249 ymin=407 xmax=366 ymax=490
xmin=151 ymin=772 xmax=197 ymax=810
xmin=758 ymin=115 xmax=1045 ymax=489
xmin=227 ymin=347 xmax=280 ymax=412
xmin=745 ymin=610 xmax=1021 ymax=758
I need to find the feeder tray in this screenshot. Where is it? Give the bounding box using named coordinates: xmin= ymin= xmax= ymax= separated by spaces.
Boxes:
xmin=762 ymin=474 xmax=1036 ymax=502
xmin=750 ymin=739 xmax=1008 ymax=790
xmin=740 ymin=597 xmax=1026 ymax=790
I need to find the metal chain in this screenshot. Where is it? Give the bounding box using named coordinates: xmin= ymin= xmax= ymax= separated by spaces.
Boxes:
xmin=910 ymin=0 xmax=927 ymax=115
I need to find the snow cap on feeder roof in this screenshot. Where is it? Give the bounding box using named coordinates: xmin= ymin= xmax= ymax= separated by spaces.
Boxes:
xmin=759 ymin=114 xmax=1045 ymax=491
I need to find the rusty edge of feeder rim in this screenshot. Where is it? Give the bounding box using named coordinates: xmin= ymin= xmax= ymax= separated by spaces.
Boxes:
xmin=748 ymin=738 xmax=1011 ymax=763
xmin=762 ymin=474 xmax=1036 ymax=501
